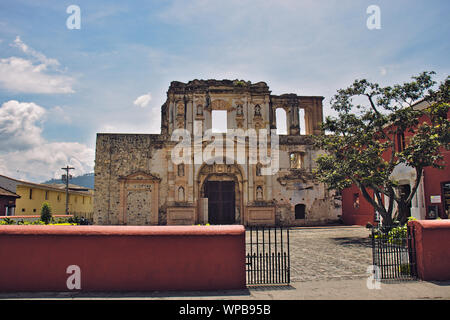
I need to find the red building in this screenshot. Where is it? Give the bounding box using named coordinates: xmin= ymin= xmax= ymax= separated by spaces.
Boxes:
xmin=0 ymin=186 xmax=20 ymax=216
xmin=342 ymin=100 xmax=450 ymax=225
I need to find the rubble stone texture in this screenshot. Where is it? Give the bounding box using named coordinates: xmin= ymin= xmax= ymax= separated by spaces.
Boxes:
xmin=94 ymin=80 xmax=341 ymax=226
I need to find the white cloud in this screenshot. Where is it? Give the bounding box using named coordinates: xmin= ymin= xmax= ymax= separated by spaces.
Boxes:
xmin=0 ymin=56 xmax=75 ymax=94
xmin=133 ymin=92 xmax=152 ymax=107
xmin=0 ymin=37 xmax=75 ymax=94
xmin=0 ymin=100 xmax=93 ymax=182
xmin=12 ymin=36 xmax=60 ymax=68
xmin=0 ymin=100 xmax=46 ymax=151
xmin=1 ymin=142 xmax=94 ymax=181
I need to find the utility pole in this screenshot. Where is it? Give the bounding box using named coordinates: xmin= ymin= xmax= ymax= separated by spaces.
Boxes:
xmin=61 ymin=166 xmax=75 ymax=215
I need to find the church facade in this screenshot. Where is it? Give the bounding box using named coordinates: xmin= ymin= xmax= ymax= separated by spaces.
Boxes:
xmin=93 ymin=80 xmax=341 ymax=226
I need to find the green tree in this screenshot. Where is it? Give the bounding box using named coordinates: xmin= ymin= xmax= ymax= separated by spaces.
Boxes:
xmin=314 ymin=72 xmax=449 ymax=228
xmin=40 ymin=202 xmax=52 ymax=224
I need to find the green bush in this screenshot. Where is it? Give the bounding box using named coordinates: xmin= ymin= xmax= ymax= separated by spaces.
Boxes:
xmin=40 ymin=202 xmax=52 ymax=224
xmin=0 ymin=217 xmax=14 ymax=225
xmin=373 ymin=217 xmax=416 ymax=245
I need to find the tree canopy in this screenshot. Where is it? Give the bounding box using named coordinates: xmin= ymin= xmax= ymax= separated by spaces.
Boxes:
xmin=314 ymin=72 xmax=449 ymax=227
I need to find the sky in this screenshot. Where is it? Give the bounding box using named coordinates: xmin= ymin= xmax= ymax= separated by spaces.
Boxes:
xmin=0 ymin=0 xmax=449 ymax=182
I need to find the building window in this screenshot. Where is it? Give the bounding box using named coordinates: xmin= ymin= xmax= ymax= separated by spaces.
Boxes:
xmin=33 ymin=208 xmax=36 ymax=213
xmin=212 ymin=110 xmax=227 ymax=133
xmin=57 ymin=194 xmax=61 ymax=202
xmin=29 ymin=188 xmax=33 ymax=200
xmin=290 ymin=152 xmax=303 ymax=169
xmin=397 ymin=132 xmax=405 ymax=152
xmin=45 ymin=191 xmax=49 ymax=200
xmin=299 ymin=108 xmax=306 ymax=135
xmin=276 ymin=108 xmax=287 ymax=135
xmin=22 ymin=208 xmax=25 ymax=212
xmin=353 ymin=193 xmax=360 ymax=209
xmin=295 ymin=204 xmax=306 ymax=219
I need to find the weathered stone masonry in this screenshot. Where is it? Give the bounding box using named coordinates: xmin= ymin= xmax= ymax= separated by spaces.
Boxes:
xmin=94 ymin=80 xmax=341 ymax=226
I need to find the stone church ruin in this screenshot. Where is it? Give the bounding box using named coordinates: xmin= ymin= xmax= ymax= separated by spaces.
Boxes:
xmin=94 ymin=79 xmax=341 ymax=226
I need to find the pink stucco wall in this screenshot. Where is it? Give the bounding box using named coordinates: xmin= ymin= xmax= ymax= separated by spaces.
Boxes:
xmin=0 ymin=225 xmax=246 ymax=292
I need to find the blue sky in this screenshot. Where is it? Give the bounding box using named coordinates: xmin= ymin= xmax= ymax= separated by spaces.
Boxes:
xmin=0 ymin=0 xmax=449 ymax=182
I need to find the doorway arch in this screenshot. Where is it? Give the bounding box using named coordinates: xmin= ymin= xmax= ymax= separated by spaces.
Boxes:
xmin=197 ymin=162 xmax=245 ymax=224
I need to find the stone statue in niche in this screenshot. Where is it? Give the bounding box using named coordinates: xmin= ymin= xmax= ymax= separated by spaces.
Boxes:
xmin=254 ymin=104 xmax=261 ymax=116
xmin=205 ymin=91 xmax=211 ymax=108
xmin=256 ymin=163 xmax=262 ymax=176
xmin=196 ymin=104 xmax=203 ymax=116
xmin=256 ymin=186 xmax=263 ymax=200
xmin=177 ymin=163 xmax=184 ymax=176
xmin=178 ymin=186 xmax=185 ymax=201
xmin=236 ymin=104 xmax=243 ymax=116
xmin=177 ymin=102 xmax=184 ymax=115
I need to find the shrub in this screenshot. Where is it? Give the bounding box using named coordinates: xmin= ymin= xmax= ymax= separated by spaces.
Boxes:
xmin=373 ymin=217 xmax=416 ymax=245
xmin=40 ymin=202 xmax=52 ymax=224
xmin=0 ymin=217 xmax=14 ymax=225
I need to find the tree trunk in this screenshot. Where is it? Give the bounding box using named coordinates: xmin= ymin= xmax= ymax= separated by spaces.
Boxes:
xmin=396 ymin=199 xmax=411 ymax=225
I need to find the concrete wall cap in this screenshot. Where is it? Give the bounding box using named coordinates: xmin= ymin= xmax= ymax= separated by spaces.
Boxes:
xmin=0 ymin=225 xmax=246 ymax=236
xmin=409 ymin=219 xmax=450 ymax=230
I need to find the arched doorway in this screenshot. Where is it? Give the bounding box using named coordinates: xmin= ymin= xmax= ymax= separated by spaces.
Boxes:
xmin=197 ymin=163 xmax=244 ymax=225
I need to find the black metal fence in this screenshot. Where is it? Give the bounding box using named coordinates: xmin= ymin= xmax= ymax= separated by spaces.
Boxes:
xmin=371 ymin=225 xmax=417 ymax=281
xmin=245 ymin=227 xmax=290 ymax=285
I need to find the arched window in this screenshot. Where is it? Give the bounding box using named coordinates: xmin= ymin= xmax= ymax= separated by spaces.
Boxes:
xmin=295 ymin=204 xmax=306 ymax=219
xmin=276 ymin=108 xmax=287 ymax=135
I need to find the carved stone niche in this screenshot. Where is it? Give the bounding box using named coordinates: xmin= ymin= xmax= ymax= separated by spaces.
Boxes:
xmin=176 ymin=101 xmax=185 ymax=115
xmin=118 ymin=172 xmax=160 ymax=225
xmin=235 ymin=104 xmax=244 ymax=128
xmin=210 ymin=99 xmax=232 ymax=111
xmin=195 ymin=104 xmax=204 ymax=119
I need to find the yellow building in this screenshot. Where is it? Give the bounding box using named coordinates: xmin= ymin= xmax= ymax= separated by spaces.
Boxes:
xmin=0 ymin=174 xmax=93 ymax=221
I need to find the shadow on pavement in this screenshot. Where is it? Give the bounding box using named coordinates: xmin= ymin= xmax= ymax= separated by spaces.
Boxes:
xmin=247 ymin=284 xmax=295 ymax=291
xmin=0 ymin=288 xmax=252 ymax=299
xmin=429 ymin=281 xmax=450 ymax=287
xmin=331 ymin=237 xmax=372 ymax=248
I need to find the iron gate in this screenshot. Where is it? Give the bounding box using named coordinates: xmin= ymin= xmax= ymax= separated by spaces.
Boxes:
xmin=246 ymin=227 xmax=290 ymax=285
xmin=371 ymin=225 xmax=417 ymax=280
